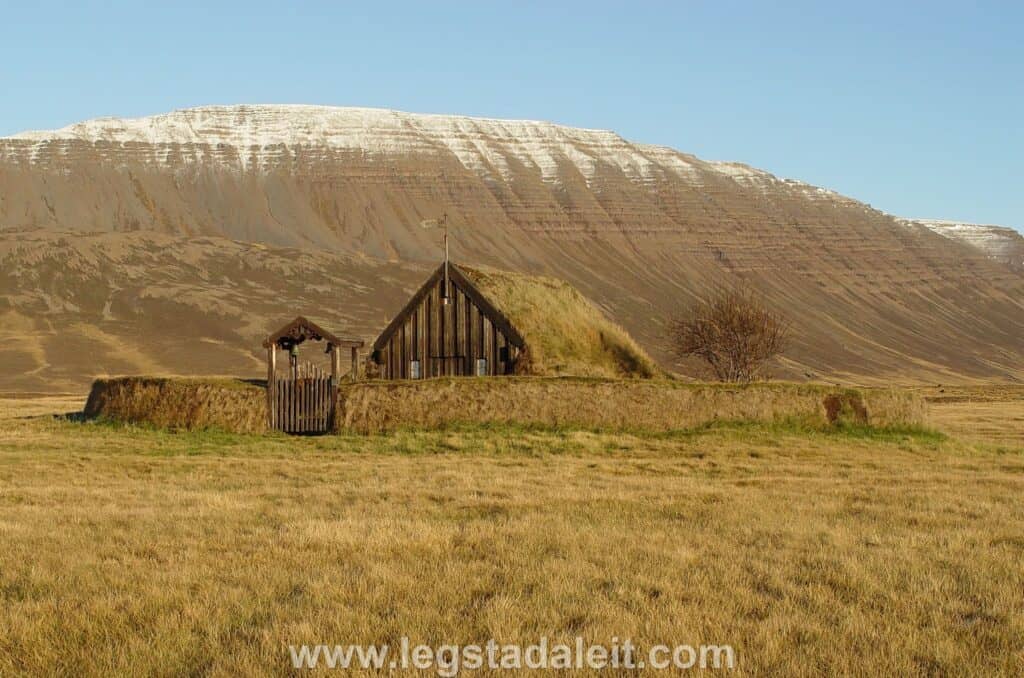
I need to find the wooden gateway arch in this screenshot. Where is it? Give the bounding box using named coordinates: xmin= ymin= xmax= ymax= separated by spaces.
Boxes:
xmin=263 ymin=317 xmax=363 ymax=434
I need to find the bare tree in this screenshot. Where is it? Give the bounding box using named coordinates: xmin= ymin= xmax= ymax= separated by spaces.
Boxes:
xmin=670 ymin=287 xmax=789 ymax=382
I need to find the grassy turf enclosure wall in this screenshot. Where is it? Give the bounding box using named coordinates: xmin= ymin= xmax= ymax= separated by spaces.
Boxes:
xmin=85 ymin=376 xmax=925 ymax=435
xmin=336 ymin=378 xmax=927 ymax=434
xmin=84 ymin=377 xmax=267 ymax=433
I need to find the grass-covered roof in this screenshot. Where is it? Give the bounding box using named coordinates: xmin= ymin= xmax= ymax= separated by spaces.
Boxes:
xmin=459 ymin=265 xmax=660 ymax=379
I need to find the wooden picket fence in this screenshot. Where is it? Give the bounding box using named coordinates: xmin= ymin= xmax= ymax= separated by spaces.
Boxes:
xmin=270 ymin=361 xmax=334 ymax=434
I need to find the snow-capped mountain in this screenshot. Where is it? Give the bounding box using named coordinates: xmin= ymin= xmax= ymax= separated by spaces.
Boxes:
xmin=7 ymin=104 xmax=836 ymax=194
xmin=897 ymin=218 xmax=1023 ymax=270
xmin=1 ymin=105 xmax=1022 ymax=389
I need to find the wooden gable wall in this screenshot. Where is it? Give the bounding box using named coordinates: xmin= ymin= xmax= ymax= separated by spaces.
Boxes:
xmin=373 ymin=266 xmax=525 ymax=379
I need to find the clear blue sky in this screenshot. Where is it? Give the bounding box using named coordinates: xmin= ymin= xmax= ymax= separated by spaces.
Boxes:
xmin=2 ymin=1 xmax=1021 ymax=230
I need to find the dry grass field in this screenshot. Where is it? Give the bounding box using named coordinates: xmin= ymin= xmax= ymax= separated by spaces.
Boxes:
xmin=918 ymin=385 xmax=1024 ymax=447
xmin=0 ymin=392 xmax=1021 ymax=675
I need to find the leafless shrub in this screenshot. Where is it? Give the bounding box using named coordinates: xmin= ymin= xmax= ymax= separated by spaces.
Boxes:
xmin=671 ymin=287 xmax=790 ymax=382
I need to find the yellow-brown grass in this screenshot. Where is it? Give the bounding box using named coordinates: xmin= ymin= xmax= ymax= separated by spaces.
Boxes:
xmin=0 ymin=397 xmax=1020 ymax=675
xmin=461 ymin=266 xmax=661 ymax=378
xmin=919 ymin=384 xmax=1024 ymax=447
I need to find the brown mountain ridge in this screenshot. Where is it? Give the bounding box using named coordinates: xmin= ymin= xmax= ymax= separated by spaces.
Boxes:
xmin=1 ymin=105 xmax=1021 ymax=391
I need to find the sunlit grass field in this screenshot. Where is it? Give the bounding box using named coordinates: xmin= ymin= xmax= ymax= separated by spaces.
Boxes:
xmin=0 ymin=392 xmax=1022 ymax=675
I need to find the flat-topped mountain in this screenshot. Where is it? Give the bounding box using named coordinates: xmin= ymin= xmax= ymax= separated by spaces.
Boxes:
xmin=1 ymin=105 xmax=1022 ymax=390
xmin=4 ymin=104 xmax=840 ymax=188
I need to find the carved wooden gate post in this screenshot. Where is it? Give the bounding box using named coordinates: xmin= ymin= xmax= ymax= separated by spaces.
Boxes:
xmin=330 ymin=343 xmax=340 ymax=428
xmin=267 ymin=344 xmax=276 ymax=429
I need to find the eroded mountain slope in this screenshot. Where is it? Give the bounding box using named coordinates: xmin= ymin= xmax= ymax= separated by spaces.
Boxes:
xmin=1 ymin=106 xmax=1022 ymax=389
xmin=897 ymin=218 xmax=1024 ymax=270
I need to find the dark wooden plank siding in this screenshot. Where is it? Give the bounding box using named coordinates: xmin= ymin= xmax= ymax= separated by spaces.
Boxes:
xmin=378 ymin=272 xmax=521 ymax=379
